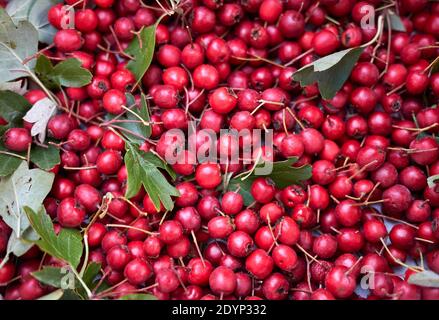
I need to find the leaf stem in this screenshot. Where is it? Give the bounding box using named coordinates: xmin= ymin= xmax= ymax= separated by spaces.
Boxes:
xmin=70 ymin=264 xmax=93 ymax=299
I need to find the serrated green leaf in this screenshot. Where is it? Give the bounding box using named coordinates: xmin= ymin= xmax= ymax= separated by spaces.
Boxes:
xmin=0 ymin=9 xmax=39 ymax=83
xmin=408 ymin=270 xmax=439 ymax=288
xmin=35 ymin=56 xmax=92 ymax=89
xmin=51 ymin=58 xmax=92 ymax=88
xmin=0 ymin=90 xmax=30 ymax=126
xmin=388 ymin=10 xmax=406 ymax=32
xmin=228 ymin=158 xmax=312 ymax=206
xmin=119 ymin=294 xmax=157 ymax=300
xmin=24 ymin=206 xmax=83 ymax=268
xmin=30 ymin=144 xmax=60 ymax=170
xmin=32 ymin=266 xmax=66 ymax=288
xmin=294 ymin=47 xmax=364 ymax=100
xmin=125 ymin=24 xmax=156 ymax=85
xmin=0 ymin=161 xmax=54 ymax=257
xmin=125 ymin=143 xmax=179 ymax=211
xmin=428 ymin=174 xmax=439 ymax=188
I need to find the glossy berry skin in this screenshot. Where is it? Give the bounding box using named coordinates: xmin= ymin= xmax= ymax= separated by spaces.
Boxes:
xmin=325 ymin=266 xmax=356 ymax=299
xmin=57 ymin=198 xmax=86 ymax=228
xmin=250 ymin=178 xmax=276 ymax=204
xmin=124 ymin=259 xmax=153 ymax=285
xmin=245 ymin=249 xmax=274 ymax=279
xmin=159 ymin=220 xmax=183 ymax=244
xmin=195 ymin=163 xmax=222 ymax=189
xmin=221 ymin=192 xmax=244 ymax=215
xmin=3 ymin=128 xmax=32 ymax=152
xmin=209 ymin=87 xmax=237 ymax=114
xmin=103 ymin=89 xmax=126 ymax=114
xmin=193 ymin=64 xmax=220 ymax=90
xmin=54 ymin=29 xmax=83 ymax=52
xmin=209 ymin=266 xmax=237 ymax=296
xmin=97 ymin=150 xmax=123 ymax=175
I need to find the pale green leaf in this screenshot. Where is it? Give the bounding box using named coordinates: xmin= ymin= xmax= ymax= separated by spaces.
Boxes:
xmin=0 ymin=9 xmax=38 ymax=82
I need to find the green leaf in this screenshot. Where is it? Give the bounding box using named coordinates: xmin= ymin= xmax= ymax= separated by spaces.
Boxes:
xmin=112 ymin=93 xmax=151 ymax=144
xmin=0 ymin=9 xmax=39 ymax=83
xmin=294 ymin=47 xmax=364 ymax=100
xmin=30 ymin=144 xmax=60 ymax=170
xmin=0 ymin=90 xmax=30 ymax=126
xmin=125 ymin=24 xmax=156 ymax=84
xmin=51 ymin=58 xmax=92 ymax=88
xmin=32 ymin=266 xmax=65 ymax=288
xmin=61 ymin=289 xmax=83 ymax=300
xmin=408 ymin=270 xmax=439 ymax=288
xmin=0 ymin=161 xmax=54 ymax=257
xmin=35 ymin=56 xmax=92 ymax=89
xmin=34 ymin=55 xmax=58 ymax=90
xmin=428 ymin=174 xmax=439 ymax=188
xmin=388 ymin=10 xmax=406 ymax=32
xmin=38 ymin=289 xmax=65 ymax=300
xmin=6 ymin=0 xmax=63 ymax=44
xmin=228 ymin=158 xmax=312 ymax=205
xmin=82 ymin=262 xmax=101 ymax=289
xmin=119 ymin=294 xmax=157 ymax=300
xmin=0 ymin=144 xmax=22 ymax=177
xmin=24 ymin=206 xmax=83 ymax=268
xmin=124 ymin=143 xmax=179 ymax=211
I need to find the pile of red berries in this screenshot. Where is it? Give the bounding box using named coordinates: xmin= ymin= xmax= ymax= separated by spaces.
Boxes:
xmin=1 ymin=0 xmax=439 ymax=300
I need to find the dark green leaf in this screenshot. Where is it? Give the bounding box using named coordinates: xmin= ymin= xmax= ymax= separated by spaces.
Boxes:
xmin=408 ymin=270 xmax=439 ymax=288
xmin=35 ymin=56 xmax=92 ymax=89
xmin=0 ymin=143 xmax=22 ymax=177
xmin=228 ymin=158 xmax=312 ymax=205
xmin=61 ymin=289 xmax=83 ymax=300
xmin=0 ymin=90 xmax=30 ymax=125
xmin=428 ymin=174 xmax=439 ymax=188
xmin=125 ymin=24 xmax=156 ymax=84
xmin=124 ymin=143 xmax=179 ymax=211
xmin=34 ymin=55 xmax=58 ymax=90
xmin=24 ymin=206 xmax=83 ymax=268
xmin=388 ymin=11 xmax=406 ymax=32
xmin=294 ymin=47 xmax=364 ymax=100
xmin=82 ymin=262 xmax=101 ymax=289
xmin=113 ymin=93 xmax=152 ymax=144
xmin=119 ymin=294 xmax=157 ymax=300
xmin=52 ymin=58 xmax=92 ymax=88
xmin=32 ymin=266 xmax=65 ymax=288
xmin=30 ymin=144 xmax=60 ymax=170
xmin=0 ymin=125 xmax=7 ymax=136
